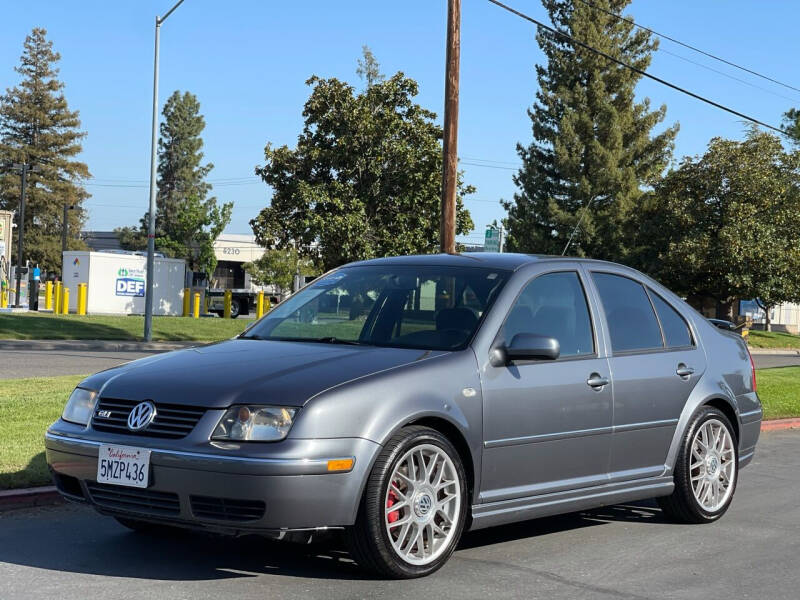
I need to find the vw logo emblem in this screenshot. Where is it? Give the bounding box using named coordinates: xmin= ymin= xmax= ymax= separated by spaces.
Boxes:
xmin=127 ymin=401 xmax=157 ymax=432
xmin=414 ymin=493 xmax=433 ymax=517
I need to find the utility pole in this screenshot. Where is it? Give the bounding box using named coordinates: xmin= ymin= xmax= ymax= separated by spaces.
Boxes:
xmin=440 ymin=0 xmax=461 ymax=254
xmin=145 ymin=0 xmax=187 ymax=341
xmin=2 ymin=162 xmax=39 ymax=307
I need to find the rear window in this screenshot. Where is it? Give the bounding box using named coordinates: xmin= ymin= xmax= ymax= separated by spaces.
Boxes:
xmin=592 ymin=273 xmax=663 ymax=353
xmin=649 ymin=290 xmax=693 ymax=348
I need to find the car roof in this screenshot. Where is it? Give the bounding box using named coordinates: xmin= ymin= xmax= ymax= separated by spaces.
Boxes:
xmin=342 ymin=252 xmax=627 ymax=272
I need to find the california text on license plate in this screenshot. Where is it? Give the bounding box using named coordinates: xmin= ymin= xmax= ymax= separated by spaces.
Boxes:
xmin=97 ymin=444 xmax=151 ymax=488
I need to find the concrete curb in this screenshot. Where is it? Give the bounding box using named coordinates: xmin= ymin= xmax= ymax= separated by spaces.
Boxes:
xmin=0 ymin=339 xmax=204 ymax=352
xmin=760 ymin=418 xmax=800 ymax=432
xmin=0 ymin=486 xmax=61 ymax=511
xmin=747 ymin=348 xmax=800 ymax=355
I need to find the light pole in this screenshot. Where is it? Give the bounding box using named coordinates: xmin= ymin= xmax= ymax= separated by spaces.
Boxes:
xmin=2 ymin=162 xmax=40 ymax=307
xmin=62 ymin=203 xmax=77 ymax=253
xmin=145 ymin=0 xmax=186 ymax=341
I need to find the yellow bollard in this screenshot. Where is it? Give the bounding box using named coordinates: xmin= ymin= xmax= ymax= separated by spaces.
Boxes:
xmin=182 ymin=287 xmax=191 ymax=317
xmin=256 ymin=291 xmax=264 ymax=319
xmin=193 ymin=292 xmax=200 ymax=319
xmin=61 ymin=287 xmax=70 ymax=315
xmin=223 ymin=290 xmax=232 ymax=319
xmin=0 ymin=285 xmax=7 ymax=308
xmin=54 ymin=282 xmax=63 ymax=315
xmin=45 ymin=281 xmax=53 ymax=310
xmin=77 ymin=283 xmax=87 ymax=315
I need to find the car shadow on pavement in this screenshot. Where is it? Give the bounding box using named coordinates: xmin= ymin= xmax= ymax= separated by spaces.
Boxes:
xmin=459 ymin=500 xmax=666 ymax=550
xmin=0 ymin=501 xmax=667 ymax=582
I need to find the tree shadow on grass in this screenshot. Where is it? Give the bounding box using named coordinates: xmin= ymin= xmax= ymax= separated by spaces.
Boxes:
xmin=0 ymin=451 xmax=50 ymax=491
xmin=0 ymin=314 xmax=134 ymax=341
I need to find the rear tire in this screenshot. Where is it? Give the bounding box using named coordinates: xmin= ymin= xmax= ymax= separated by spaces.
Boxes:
xmin=658 ymin=406 xmax=738 ymax=524
xmin=346 ymin=426 xmax=468 ymax=578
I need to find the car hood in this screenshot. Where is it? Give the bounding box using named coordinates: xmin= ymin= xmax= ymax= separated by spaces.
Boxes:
xmin=80 ymin=338 xmax=444 ymax=409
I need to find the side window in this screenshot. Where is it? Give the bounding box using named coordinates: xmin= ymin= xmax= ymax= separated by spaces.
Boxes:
xmin=649 ymin=290 xmax=693 ymax=348
xmin=502 ymin=272 xmax=594 ymax=357
xmin=591 ymin=273 xmax=664 ymax=353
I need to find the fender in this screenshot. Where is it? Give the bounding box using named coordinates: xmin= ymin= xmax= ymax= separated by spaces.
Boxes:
xmin=662 ymin=375 xmax=739 ymax=476
xmin=288 ymin=350 xmax=485 ymax=504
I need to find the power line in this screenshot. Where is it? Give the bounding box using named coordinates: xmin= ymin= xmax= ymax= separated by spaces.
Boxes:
xmin=487 ymin=0 xmax=789 ymax=137
xmin=574 ymin=0 xmax=800 ymax=95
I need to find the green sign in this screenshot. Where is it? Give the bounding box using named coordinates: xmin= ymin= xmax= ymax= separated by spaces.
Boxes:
xmin=484 ymin=227 xmax=501 ymax=252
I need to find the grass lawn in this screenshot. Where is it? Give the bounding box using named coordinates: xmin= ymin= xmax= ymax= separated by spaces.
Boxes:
xmin=757 ymin=367 xmax=800 ymax=420
xmin=0 ymin=374 xmax=84 ymax=490
xmin=1 ymin=368 xmax=798 ymax=490
xmin=748 ymin=330 xmax=800 ymax=350
xmin=0 ymin=312 xmax=248 ymax=342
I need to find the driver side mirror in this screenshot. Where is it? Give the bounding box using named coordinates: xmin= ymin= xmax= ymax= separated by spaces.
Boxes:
xmin=490 ymin=333 xmax=560 ymax=366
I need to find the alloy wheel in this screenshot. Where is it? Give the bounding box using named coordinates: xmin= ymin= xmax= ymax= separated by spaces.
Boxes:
xmin=383 ymin=443 xmax=462 ymax=565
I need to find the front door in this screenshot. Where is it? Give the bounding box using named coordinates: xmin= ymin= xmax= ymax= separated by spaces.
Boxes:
xmin=479 ymin=270 xmax=613 ymax=504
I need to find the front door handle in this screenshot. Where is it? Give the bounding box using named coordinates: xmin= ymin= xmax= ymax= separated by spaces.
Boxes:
xmin=676 ymin=364 xmax=695 ymax=378
xmin=587 ymin=373 xmax=609 ymax=389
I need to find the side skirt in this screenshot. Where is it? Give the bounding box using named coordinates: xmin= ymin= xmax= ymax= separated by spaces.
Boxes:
xmin=468 ymin=476 xmax=674 ymax=531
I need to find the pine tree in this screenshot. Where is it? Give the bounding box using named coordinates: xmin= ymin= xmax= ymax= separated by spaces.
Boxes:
xmin=504 ymin=0 xmax=678 ymax=260
xmin=127 ymin=90 xmax=231 ymax=276
xmin=0 ymin=28 xmax=90 ymax=274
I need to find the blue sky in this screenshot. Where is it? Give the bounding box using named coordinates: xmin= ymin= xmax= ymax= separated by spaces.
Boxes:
xmin=2 ymin=0 xmax=799 ymax=246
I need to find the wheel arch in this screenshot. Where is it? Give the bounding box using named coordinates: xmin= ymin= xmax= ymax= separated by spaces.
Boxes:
xmin=665 ymin=389 xmax=741 ymax=473
xmin=405 ymin=415 xmax=476 ymax=504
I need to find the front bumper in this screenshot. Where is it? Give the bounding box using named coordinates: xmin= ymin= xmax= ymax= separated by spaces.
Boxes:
xmin=45 ymin=426 xmax=380 ymax=533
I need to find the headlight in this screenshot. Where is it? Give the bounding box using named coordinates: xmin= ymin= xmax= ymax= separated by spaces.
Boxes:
xmin=62 ymin=388 xmax=98 ymax=426
xmin=212 ymin=406 xmax=296 ymax=442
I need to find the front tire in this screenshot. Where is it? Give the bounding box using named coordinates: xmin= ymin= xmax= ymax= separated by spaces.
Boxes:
xmin=658 ymin=406 xmax=738 ymax=523
xmin=346 ymin=426 xmax=468 ymax=578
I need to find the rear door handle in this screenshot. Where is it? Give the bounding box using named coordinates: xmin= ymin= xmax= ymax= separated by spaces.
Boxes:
xmin=676 ymin=364 xmax=695 ymax=378
xmin=587 ymin=374 xmax=609 ymax=388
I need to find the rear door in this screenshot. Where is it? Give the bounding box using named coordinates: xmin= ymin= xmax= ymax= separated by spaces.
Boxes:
xmin=586 ymin=270 xmax=706 ymax=482
xmin=479 ymin=269 xmax=613 ymax=503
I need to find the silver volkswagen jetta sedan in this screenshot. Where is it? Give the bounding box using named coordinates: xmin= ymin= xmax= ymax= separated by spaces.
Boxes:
xmin=46 ymin=253 xmax=761 ymax=578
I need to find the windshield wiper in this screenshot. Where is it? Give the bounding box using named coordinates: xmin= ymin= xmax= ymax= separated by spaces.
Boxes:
xmin=310 ymin=337 xmax=365 ymax=346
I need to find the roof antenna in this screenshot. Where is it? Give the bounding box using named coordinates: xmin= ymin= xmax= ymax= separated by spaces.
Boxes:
xmin=561 ymin=198 xmax=596 ymax=256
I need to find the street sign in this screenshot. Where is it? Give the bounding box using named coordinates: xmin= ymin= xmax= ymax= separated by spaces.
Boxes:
xmin=484 ymin=226 xmax=503 ymax=252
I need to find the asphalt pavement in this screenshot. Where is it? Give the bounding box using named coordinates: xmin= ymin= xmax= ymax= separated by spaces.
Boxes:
xmin=0 ymin=349 xmax=154 ymax=378
xmin=1 ymin=430 xmax=798 ymax=600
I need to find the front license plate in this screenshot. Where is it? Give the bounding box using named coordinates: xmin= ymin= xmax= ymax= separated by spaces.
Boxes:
xmin=97 ymin=444 xmax=151 ymax=488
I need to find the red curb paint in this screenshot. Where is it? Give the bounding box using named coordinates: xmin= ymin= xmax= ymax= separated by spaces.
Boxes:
xmin=0 ymin=486 xmax=62 ymax=510
xmin=761 ymin=418 xmax=800 ymax=432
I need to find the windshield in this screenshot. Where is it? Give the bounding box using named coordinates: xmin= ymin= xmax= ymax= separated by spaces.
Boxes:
xmin=242 ymin=265 xmax=509 ymax=351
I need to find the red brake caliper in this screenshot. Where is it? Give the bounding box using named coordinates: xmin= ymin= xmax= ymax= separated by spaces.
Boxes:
xmin=386 ymin=487 xmax=400 ymax=523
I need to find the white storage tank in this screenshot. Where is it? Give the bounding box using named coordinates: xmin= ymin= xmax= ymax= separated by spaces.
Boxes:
xmin=61 ymin=251 xmax=186 ymax=315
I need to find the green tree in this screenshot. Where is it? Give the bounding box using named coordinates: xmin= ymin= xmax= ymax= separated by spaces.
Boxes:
xmin=643 ymin=130 xmax=800 ymax=324
xmin=244 ymin=248 xmax=317 ymax=297
xmin=782 ymin=108 xmax=800 ymax=146
xmin=0 ymin=28 xmax=89 ymax=273
xmin=250 ymin=54 xmax=474 ymax=271
xmin=504 ymin=0 xmax=678 ymax=259
xmin=123 ymin=90 xmax=231 ymax=275
xmin=356 ymin=45 xmax=384 ymax=87
xmin=156 ymin=194 xmax=231 ymax=277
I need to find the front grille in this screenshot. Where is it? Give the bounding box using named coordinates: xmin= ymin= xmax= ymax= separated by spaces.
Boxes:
xmin=190 ymin=495 xmax=266 ymax=522
xmin=91 ymin=398 xmax=205 ymax=439
xmin=87 ymin=482 xmax=180 ymax=516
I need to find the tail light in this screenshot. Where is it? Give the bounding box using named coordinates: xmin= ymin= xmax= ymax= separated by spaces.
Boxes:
xmin=746 ymin=346 xmax=757 ymax=392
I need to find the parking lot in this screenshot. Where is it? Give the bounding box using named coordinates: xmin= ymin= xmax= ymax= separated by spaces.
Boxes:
xmin=1 ymin=430 xmax=797 ymax=600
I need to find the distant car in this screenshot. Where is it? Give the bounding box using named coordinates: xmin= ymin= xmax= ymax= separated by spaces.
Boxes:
xmin=46 ymin=254 xmax=762 ymax=578
xmin=708 ymin=318 xmax=737 ymax=331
